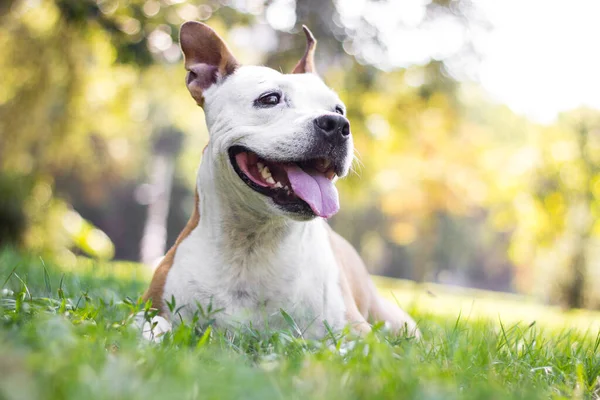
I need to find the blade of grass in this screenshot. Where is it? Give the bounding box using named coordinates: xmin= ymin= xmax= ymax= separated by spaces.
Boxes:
xmin=40 ymin=257 xmax=52 ymax=295
xmin=2 ymin=265 xmax=18 ymax=288
xmin=280 ymin=308 xmax=303 ymax=338
xmin=323 ymin=319 xmax=338 ymax=348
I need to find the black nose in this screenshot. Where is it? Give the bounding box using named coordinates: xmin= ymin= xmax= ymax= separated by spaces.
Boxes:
xmin=314 ymin=114 xmax=350 ymax=144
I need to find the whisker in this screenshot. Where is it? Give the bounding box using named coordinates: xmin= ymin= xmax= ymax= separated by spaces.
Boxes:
xmin=353 ymin=148 xmax=365 ymax=168
xmin=350 ymin=151 xmax=363 ymax=178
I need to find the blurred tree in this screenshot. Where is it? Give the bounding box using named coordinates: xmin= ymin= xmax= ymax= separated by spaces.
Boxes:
xmin=0 ymin=174 xmax=31 ymax=247
xmin=514 ymin=110 xmax=600 ymax=308
xmin=0 ymin=0 xmax=222 ymax=257
xmin=139 ymin=128 xmax=184 ymax=266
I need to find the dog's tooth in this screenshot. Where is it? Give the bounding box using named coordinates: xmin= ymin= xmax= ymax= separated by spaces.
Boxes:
xmin=274 ymin=182 xmax=283 ymax=188
xmin=266 ymin=176 xmax=275 ymax=185
xmin=260 ymin=166 xmax=272 ymax=179
xmin=257 ymin=162 xmax=264 ymax=172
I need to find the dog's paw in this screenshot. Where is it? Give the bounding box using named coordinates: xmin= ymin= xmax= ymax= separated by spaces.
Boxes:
xmin=132 ymin=312 xmax=172 ymax=343
xmin=383 ymin=319 xmax=422 ymax=341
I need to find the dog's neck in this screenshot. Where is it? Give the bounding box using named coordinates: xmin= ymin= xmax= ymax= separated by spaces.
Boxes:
xmin=192 ymin=150 xmax=311 ymax=263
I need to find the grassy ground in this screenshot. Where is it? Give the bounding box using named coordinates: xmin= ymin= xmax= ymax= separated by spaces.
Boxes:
xmin=1 ymin=248 xmax=599 ymax=400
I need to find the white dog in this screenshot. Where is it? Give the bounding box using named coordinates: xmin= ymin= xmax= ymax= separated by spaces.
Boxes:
xmin=141 ymin=21 xmax=419 ymax=340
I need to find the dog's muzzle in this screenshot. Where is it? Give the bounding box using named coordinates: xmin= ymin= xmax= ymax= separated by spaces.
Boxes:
xmin=228 ymin=114 xmax=352 ymax=219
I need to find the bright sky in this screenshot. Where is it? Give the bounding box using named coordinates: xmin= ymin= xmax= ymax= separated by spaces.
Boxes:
xmin=476 ymin=0 xmax=600 ymax=123
xmin=334 ymin=0 xmax=600 ymax=123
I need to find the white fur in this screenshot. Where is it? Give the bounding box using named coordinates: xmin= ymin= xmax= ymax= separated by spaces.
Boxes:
xmin=159 ymin=66 xmax=354 ymax=337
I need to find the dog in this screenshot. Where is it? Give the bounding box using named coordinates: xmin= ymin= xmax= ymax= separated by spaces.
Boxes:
xmin=140 ymin=21 xmax=419 ymax=340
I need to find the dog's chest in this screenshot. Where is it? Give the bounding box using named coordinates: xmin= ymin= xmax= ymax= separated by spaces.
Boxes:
xmin=163 ymin=223 xmax=346 ymax=335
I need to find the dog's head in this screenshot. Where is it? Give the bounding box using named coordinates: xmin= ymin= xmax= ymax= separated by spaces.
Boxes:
xmin=180 ymin=21 xmax=353 ymax=220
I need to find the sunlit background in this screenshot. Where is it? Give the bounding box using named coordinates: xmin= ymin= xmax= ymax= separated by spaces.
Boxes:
xmin=1 ymin=0 xmax=600 ymax=310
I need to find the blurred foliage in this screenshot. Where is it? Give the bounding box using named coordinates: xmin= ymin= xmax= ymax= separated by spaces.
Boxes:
xmin=1 ymin=0 xmax=599 ymax=309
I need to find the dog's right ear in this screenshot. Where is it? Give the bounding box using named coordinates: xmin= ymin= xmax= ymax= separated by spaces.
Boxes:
xmin=180 ymin=21 xmax=239 ymax=106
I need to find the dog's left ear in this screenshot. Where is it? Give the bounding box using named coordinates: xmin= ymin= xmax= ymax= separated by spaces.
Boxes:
xmin=180 ymin=21 xmax=239 ymax=106
xmin=292 ymin=26 xmax=317 ymax=74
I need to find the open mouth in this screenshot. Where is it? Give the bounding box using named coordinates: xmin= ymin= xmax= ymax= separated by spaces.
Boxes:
xmin=228 ymin=145 xmax=340 ymax=218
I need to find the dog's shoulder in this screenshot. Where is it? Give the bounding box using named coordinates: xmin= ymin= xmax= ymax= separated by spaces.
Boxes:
xmin=143 ymin=190 xmax=200 ymax=314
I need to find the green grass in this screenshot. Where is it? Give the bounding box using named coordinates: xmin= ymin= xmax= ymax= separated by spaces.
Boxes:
xmin=1 ymin=248 xmax=599 ymax=400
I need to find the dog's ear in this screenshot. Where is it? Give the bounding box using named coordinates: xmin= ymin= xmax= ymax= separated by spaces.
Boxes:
xmin=180 ymin=21 xmax=239 ymax=106
xmin=292 ymin=26 xmax=317 ymax=74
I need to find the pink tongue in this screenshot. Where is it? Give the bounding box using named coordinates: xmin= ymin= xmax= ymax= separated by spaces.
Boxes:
xmin=284 ymin=165 xmax=339 ymax=218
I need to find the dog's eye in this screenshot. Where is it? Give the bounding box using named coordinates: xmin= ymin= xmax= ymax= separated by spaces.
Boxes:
xmin=334 ymin=106 xmax=345 ymax=115
xmin=256 ymin=92 xmax=281 ymax=107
